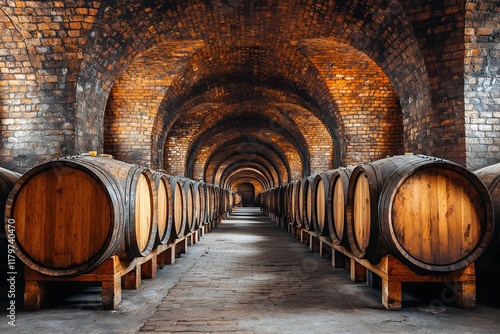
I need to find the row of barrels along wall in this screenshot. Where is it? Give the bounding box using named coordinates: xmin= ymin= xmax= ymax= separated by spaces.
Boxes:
xmin=261 ymin=154 xmax=497 ymax=274
xmin=1 ymin=155 xmax=241 ymax=277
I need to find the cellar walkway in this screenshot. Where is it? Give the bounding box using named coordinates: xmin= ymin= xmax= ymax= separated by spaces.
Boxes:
xmin=2 ymin=207 xmax=500 ymax=334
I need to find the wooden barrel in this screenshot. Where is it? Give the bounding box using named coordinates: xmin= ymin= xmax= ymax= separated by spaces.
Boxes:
xmin=5 ymin=155 xmax=157 ymax=276
xmin=281 ymin=185 xmax=287 ymax=220
xmin=218 ymin=188 xmax=226 ymax=216
xmin=260 ymin=190 xmax=268 ymax=214
xmin=234 ymin=192 xmax=242 ymax=207
xmin=168 ymin=176 xmax=186 ymax=239
xmin=193 ymin=181 xmax=206 ymax=229
xmin=225 ymin=188 xmax=231 ymax=214
xmin=213 ymin=185 xmax=220 ymax=218
xmin=229 ymin=190 xmax=235 ymax=211
xmin=327 ymin=167 xmax=354 ymax=246
xmin=474 ymin=162 xmax=500 ymax=273
xmin=284 ymin=184 xmax=292 ymax=221
xmin=152 ymin=171 xmax=173 ymax=245
xmin=273 ymin=187 xmax=280 ymax=220
xmin=289 ymin=181 xmax=299 ymax=226
xmin=296 ymin=180 xmax=305 ymax=228
xmin=347 ymin=154 xmax=494 ymax=273
xmin=274 ymin=187 xmax=280 ymax=216
xmin=312 ymin=171 xmax=334 ymax=237
xmin=0 ymin=167 xmax=22 ymax=270
xmin=205 ymin=184 xmax=214 ymax=223
xmin=179 ymin=178 xmax=195 ymax=234
xmin=209 ymin=184 xmax=217 ymax=222
xmin=267 ymin=188 xmax=274 ymax=215
xmin=0 ymin=167 xmax=21 ymax=232
xmin=302 ymin=175 xmax=316 ymax=231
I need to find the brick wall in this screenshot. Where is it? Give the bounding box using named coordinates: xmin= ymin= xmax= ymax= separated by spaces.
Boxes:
xmin=103 ymin=42 xmax=203 ymax=166
xmin=233 ymin=180 xmax=260 ymax=206
xmin=301 ymin=39 xmax=404 ymax=165
xmin=464 ymin=0 xmax=500 ymax=169
xmin=0 ymin=1 xmax=100 ymax=172
xmin=401 ymin=0 xmax=467 ymax=164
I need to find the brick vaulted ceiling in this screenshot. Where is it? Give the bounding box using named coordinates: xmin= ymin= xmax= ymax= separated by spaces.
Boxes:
xmin=94 ymin=0 xmax=421 ymax=192
xmin=11 ymin=0 xmax=483 ymax=192
xmin=1 ymin=1 xmax=496 ymax=190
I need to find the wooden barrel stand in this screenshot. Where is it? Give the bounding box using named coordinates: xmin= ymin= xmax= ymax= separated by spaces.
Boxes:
xmin=23 ymin=230 xmax=201 ymax=310
xmin=289 ymin=227 xmax=477 ymax=310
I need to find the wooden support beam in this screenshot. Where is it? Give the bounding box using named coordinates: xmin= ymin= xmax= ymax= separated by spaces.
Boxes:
xmin=332 ymin=248 xmax=346 ymax=268
xmin=24 ymin=279 xmax=47 ymax=311
xmin=141 ymin=254 xmax=157 ymax=279
xmin=102 ymin=275 xmax=121 ymax=310
xmin=124 ymin=265 xmax=141 ymax=290
xmin=166 ymin=245 xmax=176 ymax=264
xmin=350 ymin=258 xmax=367 ymax=282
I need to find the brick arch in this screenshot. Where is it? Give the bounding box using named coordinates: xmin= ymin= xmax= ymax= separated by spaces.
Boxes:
xmin=203 ymin=138 xmax=292 ymax=186
xmin=223 ymin=169 xmax=271 ymax=192
xmin=189 ymin=121 xmax=303 ymax=183
xmin=233 ymin=178 xmax=263 ymax=194
xmin=163 ymin=92 xmax=333 ymax=177
xmin=76 ymin=0 xmax=197 ymax=152
xmin=322 ymin=0 xmax=431 ymax=157
xmin=103 ymin=41 xmax=204 ymax=165
xmin=0 ymin=2 xmax=100 ymax=171
xmin=222 ymin=166 xmax=274 ymax=190
xmin=152 ymin=44 xmax=344 ymax=169
xmin=212 ymin=155 xmax=280 ymax=186
xmin=234 ymin=181 xmax=258 ymax=207
xmin=0 ymin=8 xmax=41 ymax=171
xmin=80 ymin=0 xmax=427 ymax=171
xmin=184 ymin=114 xmax=309 ymax=179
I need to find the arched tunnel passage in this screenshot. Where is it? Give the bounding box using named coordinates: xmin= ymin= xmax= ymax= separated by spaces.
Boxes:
xmin=237 ymin=182 xmax=257 ymax=207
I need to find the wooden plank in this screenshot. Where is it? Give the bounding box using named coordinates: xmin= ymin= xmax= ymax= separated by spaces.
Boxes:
xmin=331 ymin=248 xmax=346 ymax=268
xmin=124 ymin=265 xmax=141 ymax=290
xmin=178 ymin=236 xmax=187 ymax=254
xmin=382 ymin=279 xmax=402 ymax=310
xmin=141 ymin=254 xmax=157 ymax=279
xmin=102 ymin=276 xmax=121 ymax=310
xmin=24 ymin=280 xmax=46 ymax=311
xmin=350 ymin=258 xmax=366 ymax=282
xmin=454 ymin=281 xmax=476 ymax=309
xmin=166 ymin=245 xmax=176 ymax=264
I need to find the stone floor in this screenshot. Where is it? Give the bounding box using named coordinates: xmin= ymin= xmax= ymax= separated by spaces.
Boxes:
xmin=1 ymin=207 xmax=500 ymax=333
